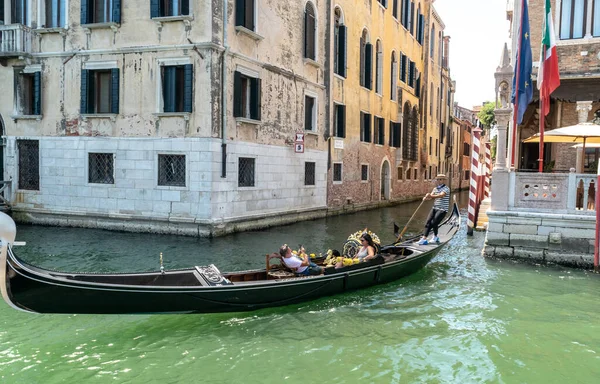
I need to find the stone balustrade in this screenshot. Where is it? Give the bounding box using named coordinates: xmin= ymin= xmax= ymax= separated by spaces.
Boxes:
xmin=0 ymin=24 xmax=37 ymax=57
xmin=485 ymin=171 xmax=597 ymax=268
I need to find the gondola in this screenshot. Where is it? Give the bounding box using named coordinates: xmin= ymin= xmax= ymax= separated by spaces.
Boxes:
xmin=0 ymin=203 xmax=460 ymax=314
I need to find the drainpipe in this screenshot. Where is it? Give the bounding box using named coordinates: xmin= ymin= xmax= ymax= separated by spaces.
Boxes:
xmin=221 ymin=0 xmax=229 ymax=178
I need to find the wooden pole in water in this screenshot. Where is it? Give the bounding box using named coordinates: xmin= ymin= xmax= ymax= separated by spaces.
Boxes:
xmin=595 ymin=162 xmax=600 ymax=272
xmin=468 ymin=127 xmax=482 ymax=235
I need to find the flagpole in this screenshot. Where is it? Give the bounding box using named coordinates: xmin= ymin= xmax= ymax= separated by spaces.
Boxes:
xmin=511 ymin=0 xmax=526 ymax=169
xmin=539 ymin=45 xmax=546 ymax=173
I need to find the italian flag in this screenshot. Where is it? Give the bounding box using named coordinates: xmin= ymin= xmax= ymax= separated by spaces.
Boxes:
xmin=538 ymin=0 xmax=560 ymax=116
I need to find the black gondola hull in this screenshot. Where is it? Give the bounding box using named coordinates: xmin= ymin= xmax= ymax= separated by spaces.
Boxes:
xmin=0 ymin=204 xmax=460 ymax=314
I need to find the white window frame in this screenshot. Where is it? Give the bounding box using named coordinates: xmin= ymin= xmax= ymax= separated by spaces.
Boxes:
xmin=37 ymin=0 xmax=69 ymax=30
xmin=303 ymin=0 xmax=319 ymax=62
xmin=13 ymin=64 xmax=42 ymax=118
xmin=304 ymin=90 xmax=318 ymax=133
xmin=332 ymin=162 xmax=343 ymax=184
xmin=86 ymin=151 xmax=116 ymax=186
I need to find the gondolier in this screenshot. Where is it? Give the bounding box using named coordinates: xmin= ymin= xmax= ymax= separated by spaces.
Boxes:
xmin=417 ymin=174 xmax=450 ymax=245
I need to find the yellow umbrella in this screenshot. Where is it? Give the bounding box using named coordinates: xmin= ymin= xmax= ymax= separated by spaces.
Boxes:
xmin=522 ymin=122 xmax=600 ymax=171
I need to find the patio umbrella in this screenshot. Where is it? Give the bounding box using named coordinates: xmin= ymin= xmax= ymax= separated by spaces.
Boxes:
xmin=522 ymin=121 xmax=600 ymax=171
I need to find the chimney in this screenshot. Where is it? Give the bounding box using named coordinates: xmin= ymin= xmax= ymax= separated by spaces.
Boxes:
xmin=443 ymin=36 xmax=451 ymax=69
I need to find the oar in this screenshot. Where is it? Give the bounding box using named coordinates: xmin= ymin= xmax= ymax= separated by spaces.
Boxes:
xmin=395 ymin=199 xmax=426 ymax=243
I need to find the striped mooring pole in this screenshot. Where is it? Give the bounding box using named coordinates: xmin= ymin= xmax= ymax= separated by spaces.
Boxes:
xmin=468 ymin=127 xmax=482 ymax=236
xmin=484 ymin=142 xmax=491 ymax=199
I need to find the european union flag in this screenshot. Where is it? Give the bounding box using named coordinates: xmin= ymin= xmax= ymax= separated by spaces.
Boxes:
xmin=511 ymin=0 xmax=533 ymax=125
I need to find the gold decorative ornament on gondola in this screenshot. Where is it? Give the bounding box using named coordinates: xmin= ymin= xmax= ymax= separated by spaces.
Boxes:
xmin=342 ymin=228 xmax=381 ymax=258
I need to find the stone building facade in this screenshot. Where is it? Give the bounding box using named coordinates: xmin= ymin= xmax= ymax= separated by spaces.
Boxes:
xmin=0 ymin=0 xmax=458 ymax=236
xmin=486 ymin=0 xmax=600 ymax=268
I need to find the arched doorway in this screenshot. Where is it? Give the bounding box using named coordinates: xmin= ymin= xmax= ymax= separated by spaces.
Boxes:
xmin=381 ymin=160 xmax=390 ymax=200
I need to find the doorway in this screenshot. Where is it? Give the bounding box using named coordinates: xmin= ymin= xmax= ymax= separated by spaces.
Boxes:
xmin=380 ymin=160 xmax=390 ymax=200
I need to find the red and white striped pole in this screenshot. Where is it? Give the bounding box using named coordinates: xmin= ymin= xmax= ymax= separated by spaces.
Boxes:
xmin=484 ymin=142 xmax=491 ymax=199
xmin=468 ymin=127 xmax=482 ymax=236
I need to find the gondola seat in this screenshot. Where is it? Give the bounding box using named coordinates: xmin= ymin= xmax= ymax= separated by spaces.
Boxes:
xmin=266 ymin=253 xmax=296 ymax=279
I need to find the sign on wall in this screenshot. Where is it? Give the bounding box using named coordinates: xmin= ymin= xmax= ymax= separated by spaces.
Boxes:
xmin=294 ymin=132 xmax=304 ymax=153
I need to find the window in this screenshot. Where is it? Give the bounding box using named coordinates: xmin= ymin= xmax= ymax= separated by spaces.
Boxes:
xmin=436 ymin=139 xmax=439 ymax=156
xmin=413 ymin=169 xmax=418 ymax=180
xmin=402 ymin=103 xmax=418 ymax=161
xmin=360 ymin=112 xmax=372 ymax=142
xmin=416 ymin=7 xmax=424 ymax=44
xmin=334 ymin=104 xmax=346 ymax=138
xmin=429 ymin=83 xmax=434 ymax=115
xmin=81 ymin=69 xmax=120 ymax=114
xmin=428 ymin=166 xmax=432 ymax=179
xmin=400 ymin=53 xmax=407 ymax=83
xmin=397 ymin=167 xmax=403 ymax=180
xmin=304 ymin=2 xmax=316 ymax=60
xmin=377 ymin=0 xmax=387 ymax=7
xmin=360 ymin=30 xmax=372 ymax=89
xmin=238 ymin=157 xmax=255 ymax=187
xmin=560 ymin=0 xmax=586 ymax=39
xmin=402 ymin=0 xmax=409 ymax=28
xmin=235 ymin=0 xmax=254 ymax=30
xmin=415 ymin=70 xmax=421 ymax=97
xmin=333 ymin=163 xmax=342 ymax=182
xmin=361 ymin=164 xmax=369 ymax=181
xmin=408 ymin=60 xmax=415 ymax=88
xmin=14 ymin=68 xmax=41 ymax=116
xmin=151 ymin=0 xmax=189 ymax=17
xmin=392 ymin=0 xmax=398 ymax=19
xmin=81 ymin=0 xmax=121 ymax=24
xmin=161 ymin=64 xmax=193 ymax=113
xmin=408 ymin=1 xmax=414 ymax=35
xmin=89 ymin=153 xmax=114 ymax=184
xmin=406 ymin=168 xmax=411 ymax=180
xmin=43 ymin=0 xmax=66 ymax=28
xmin=305 ymin=162 xmax=315 ymax=186
xmin=594 ymin=0 xmax=600 ymax=36
xmin=463 ymin=142 xmax=470 ymax=156
xmin=464 ymin=170 xmax=470 ymax=180
xmin=158 ymin=154 xmax=186 ymax=187
xmin=430 ymin=24 xmax=435 ymax=58
xmin=18 ymin=140 xmax=39 ymax=190
xmin=304 ymin=95 xmax=316 ymax=131
xmin=11 ymin=0 xmax=28 ymax=24
xmin=391 ymin=52 xmax=398 ymax=101
xmin=375 ymin=40 xmax=383 ymax=95
xmin=334 ymin=8 xmax=347 ymax=77
xmin=389 ymin=121 xmax=401 ymax=147
xmin=429 ymin=136 xmax=432 ymax=155
xmin=374 ymin=116 xmax=385 ymax=145
xmin=233 ymin=71 xmax=261 ymax=120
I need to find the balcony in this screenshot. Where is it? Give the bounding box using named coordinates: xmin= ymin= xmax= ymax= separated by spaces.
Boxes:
xmin=0 ymin=24 xmax=37 ymax=57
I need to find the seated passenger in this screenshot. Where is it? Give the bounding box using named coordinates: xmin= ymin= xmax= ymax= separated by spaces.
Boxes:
xmin=335 ymin=233 xmax=377 ymax=268
xmin=279 ymin=245 xmax=323 ymax=276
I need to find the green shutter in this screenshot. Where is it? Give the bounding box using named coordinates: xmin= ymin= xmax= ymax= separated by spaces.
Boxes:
xmin=33 ymin=72 xmax=41 ymax=116
xmin=181 ymin=0 xmax=189 ymax=16
xmin=250 ymin=77 xmax=261 ymax=120
xmin=112 ymin=0 xmax=121 ymax=23
xmin=365 ymin=43 xmax=373 ymax=90
xmin=151 ymin=0 xmax=159 ymax=18
xmin=183 ymin=64 xmax=193 ymax=113
xmin=233 ymin=71 xmax=242 ymax=117
xmin=339 ymin=105 xmax=346 ymax=138
xmin=80 ymin=0 xmax=88 ymax=25
xmin=163 ymin=66 xmax=175 ymax=112
xmin=80 ymin=69 xmax=88 ymax=114
xmin=110 ymin=68 xmax=119 ymax=114
xmin=235 ymin=0 xmax=245 ymax=26
xmin=339 ymin=25 xmax=347 ymax=78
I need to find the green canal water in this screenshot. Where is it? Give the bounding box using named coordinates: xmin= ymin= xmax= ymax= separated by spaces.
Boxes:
xmin=2 ymin=193 xmax=600 ymax=383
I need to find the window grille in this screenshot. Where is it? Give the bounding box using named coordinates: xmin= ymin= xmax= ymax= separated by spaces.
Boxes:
xmin=18 ymin=140 xmax=39 ymax=190
xmin=238 ymin=157 xmax=255 ymax=187
xmin=89 ymin=153 xmax=114 ymax=184
xmin=361 ymin=165 xmax=369 ymax=181
xmin=158 ymin=154 xmax=186 ymax=186
xmin=305 ymin=162 xmax=315 ymax=185
xmin=333 ymin=163 xmax=342 ymax=182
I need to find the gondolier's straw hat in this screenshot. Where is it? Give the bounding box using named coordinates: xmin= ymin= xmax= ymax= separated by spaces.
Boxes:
xmin=436 ymin=174 xmax=447 ymax=179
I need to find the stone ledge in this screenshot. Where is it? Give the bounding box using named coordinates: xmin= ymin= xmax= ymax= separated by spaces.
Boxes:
xmin=504 ymin=223 xmax=539 ymax=235
xmin=485 ymin=231 xmax=509 ymax=246
xmin=513 ymin=247 xmax=545 ymax=262
xmin=510 ymin=233 xmax=548 ymax=248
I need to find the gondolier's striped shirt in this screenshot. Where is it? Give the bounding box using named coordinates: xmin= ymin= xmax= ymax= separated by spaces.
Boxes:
xmin=433 ymin=184 xmax=451 ymax=212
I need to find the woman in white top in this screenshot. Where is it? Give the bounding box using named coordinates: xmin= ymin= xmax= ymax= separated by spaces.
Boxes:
xmin=335 ymin=233 xmax=376 ymax=268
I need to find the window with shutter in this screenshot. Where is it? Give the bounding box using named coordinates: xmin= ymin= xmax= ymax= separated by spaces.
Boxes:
xmin=81 ymin=69 xmax=118 ymax=114
xmin=233 ymin=71 xmax=261 ymax=121
xmin=152 ymin=0 xmax=190 ymax=18
xmin=304 ymin=95 xmax=316 ymax=131
xmin=235 ymin=0 xmax=254 ymax=30
xmin=360 ymin=112 xmax=372 ymax=143
xmin=15 ymin=69 xmax=39 ymax=116
xmin=400 ymin=54 xmax=406 ymax=83
xmin=44 ymin=0 xmax=66 ymax=27
xmin=334 ymin=104 xmax=346 ymax=138
xmin=365 ymin=43 xmax=373 ymax=90
xmin=304 ymin=3 xmax=316 ymax=60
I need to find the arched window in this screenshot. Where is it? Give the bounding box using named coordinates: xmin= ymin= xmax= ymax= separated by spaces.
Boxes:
xmin=375 ymin=40 xmax=383 ymax=94
xmin=403 ymin=102 xmax=416 ymax=161
xmin=334 ymin=7 xmax=347 ymax=77
xmin=409 ymin=1 xmax=415 ymax=35
xmin=304 ymin=2 xmax=317 ymax=60
xmin=360 ymin=29 xmax=373 ymax=89
xmin=391 ymin=51 xmax=398 ymax=101
xmin=411 ymin=106 xmax=419 ymax=161
xmin=430 ymin=23 xmax=435 ymax=59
